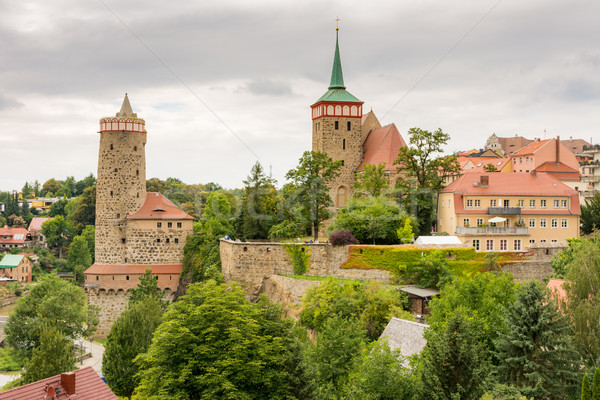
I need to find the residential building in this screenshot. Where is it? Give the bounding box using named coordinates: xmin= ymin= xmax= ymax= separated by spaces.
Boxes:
xmin=29 ymin=197 xmax=74 ymax=213
xmin=438 ymin=172 xmax=580 ymax=251
xmin=0 ymin=226 xmax=29 ymax=249
xmin=581 ymin=145 xmax=600 ymax=202
xmin=27 ymin=217 xmax=50 ymax=246
xmin=311 ymin=28 xmax=407 ymax=206
xmin=0 ymin=367 xmax=118 ymax=399
xmin=0 ymin=254 xmax=32 ymax=282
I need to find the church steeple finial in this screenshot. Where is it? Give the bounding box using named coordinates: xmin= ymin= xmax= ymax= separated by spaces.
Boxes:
xmin=328 ymin=25 xmax=346 ymax=90
xmin=116 ymin=93 xmax=137 ymax=118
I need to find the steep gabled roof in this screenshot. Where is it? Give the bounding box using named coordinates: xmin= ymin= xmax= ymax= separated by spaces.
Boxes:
xmin=513 ymin=139 xmax=552 ymax=155
xmin=28 ymin=217 xmax=49 ymax=232
xmin=359 ymin=124 xmax=407 ymax=171
xmin=0 ymin=254 xmax=25 ymax=268
xmin=127 ymin=192 xmax=194 ymax=220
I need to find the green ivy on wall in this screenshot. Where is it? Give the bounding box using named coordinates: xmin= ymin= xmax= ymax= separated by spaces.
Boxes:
xmin=284 ymin=245 xmax=311 ymax=275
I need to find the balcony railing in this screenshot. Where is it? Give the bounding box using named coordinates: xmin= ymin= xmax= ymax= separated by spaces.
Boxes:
xmin=456 ymin=226 xmax=529 ymax=236
xmin=488 ymin=207 xmax=522 ymax=215
xmin=581 ymin=175 xmax=600 ymax=183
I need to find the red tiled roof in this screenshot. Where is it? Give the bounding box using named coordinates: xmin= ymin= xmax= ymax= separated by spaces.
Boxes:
xmin=127 ymin=192 xmax=194 ymax=220
xmin=497 ymin=136 xmax=534 ymax=154
xmin=359 ymin=123 xmax=407 ymax=171
xmin=0 ymin=367 xmax=117 ymax=400
xmin=513 ymin=139 xmax=552 ymax=156
xmin=28 ymin=217 xmax=49 ymax=232
xmin=561 ymin=138 xmax=591 ymax=154
xmin=547 ymin=278 xmax=567 ymax=303
xmin=458 ymin=156 xmax=510 ymax=172
xmin=85 ymin=263 xmax=183 ymax=275
xmin=0 ymin=227 xmax=28 ymax=244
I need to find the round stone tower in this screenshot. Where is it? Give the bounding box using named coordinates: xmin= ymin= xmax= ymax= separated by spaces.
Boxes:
xmin=95 ymin=94 xmax=147 ymax=264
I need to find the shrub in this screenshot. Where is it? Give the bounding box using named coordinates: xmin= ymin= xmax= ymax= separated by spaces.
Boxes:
xmin=268 ymin=220 xmax=301 ymax=240
xmin=329 ymin=230 xmax=359 ymax=246
xmin=13 ymin=289 xmax=22 ymax=297
xmin=284 ymin=245 xmax=311 ymax=275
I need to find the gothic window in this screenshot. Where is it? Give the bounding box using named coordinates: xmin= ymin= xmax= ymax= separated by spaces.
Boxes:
xmin=335 ymin=105 xmax=342 ymax=115
xmin=327 ymin=105 xmax=334 ymax=115
xmin=342 ymin=105 xmax=349 ymax=115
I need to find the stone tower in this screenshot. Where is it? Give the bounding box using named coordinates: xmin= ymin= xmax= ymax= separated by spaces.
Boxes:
xmin=311 ymin=29 xmax=364 ymax=208
xmin=95 ymin=94 xmax=147 ymax=264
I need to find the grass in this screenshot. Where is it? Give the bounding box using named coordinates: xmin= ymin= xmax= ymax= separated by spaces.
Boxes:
xmin=0 ymin=303 xmax=17 ymax=316
xmin=280 ymin=274 xmax=377 ymax=284
xmin=93 ymin=339 xmax=107 ymax=346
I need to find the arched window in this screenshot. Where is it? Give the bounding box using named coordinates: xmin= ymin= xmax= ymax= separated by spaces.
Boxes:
xmin=342 ymin=105 xmax=349 ymax=115
xmin=337 ymin=186 xmax=347 ymax=207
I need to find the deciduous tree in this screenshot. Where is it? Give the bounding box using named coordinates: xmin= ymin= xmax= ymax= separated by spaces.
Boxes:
xmin=22 ymin=326 xmax=75 ymax=384
xmin=582 ymin=192 xmax=600 ymax=235
xmin=66 ymin=235 xmax=92 ymax=284
xmin=238 ymin=161 xmax=278 ymax=240
xmin=354 ymin=162 xmax=389 ymax=198
xmin=42 ymin=215 xmax=73 ymax=258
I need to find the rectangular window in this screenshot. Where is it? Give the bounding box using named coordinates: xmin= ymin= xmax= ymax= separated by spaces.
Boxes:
xmin=514 ymin=239 xmax=522 ymax=251
xmin=561 ymin=218 xmax=568 ymax=228
xmin=167 ymin=222 xmax=173 ymax=228
xmin=477 ymin=218 xmax=484 ymax=227
xmin=540 ymin=218 xmax=547 ymax=228
xmin=157 ymin=222 xmax=162 ymax=228
xmin=463 ymin=218 xmax=470 ymax=226
xmin=540 ymin=239 xmax=546 ymax=243
xmin=467 ymin=199 xmax=473 ymax=208
xmin=517 ymin=200 xmax=524 ymax=208
xmin=552 ymin=239 xmax=558 ymax=243
xmin=529 ymin=239 xmax=535 ymax=244
xmin=529 ymin=218 xmax=536 ymax=228
xmin=473 ymin=239 xmax=480 ymax=251
xmin=490 ymin=199 xmax=497 ymax=207
xmin=554 ymin=200 xmax=559 ymax=208
xmin=334 ymin=121 xmax=339 ymax=130
xmin=561 ymin=200 xmax=567 ymax=208
xmin=177 ymin=222 xmax=182 ymax=228
xmin=541 ymin=200 xmax=547 ymax=208
xmin=175 ymin=238 xmax=179 ymax=244
xmin=486 ymin=239 xmax=494 ymax=251
xmin=504 ymin=199 xmax=510 ymax=207
xmin=551 ymin=219 xmax=558 ymax=228
xmin=500 ymin=239 xmax=507 ymax=251
xmin=347 ymin=121 xmax=351 ymax=131
xmin=529 ymin=200 xmax=535 ymax=208
xmin=474 ymin=199 xmax=481 ymax=208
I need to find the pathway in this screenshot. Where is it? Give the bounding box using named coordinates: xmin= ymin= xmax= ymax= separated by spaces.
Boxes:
xmin=78 ymin=339 xmax=105 ymax=376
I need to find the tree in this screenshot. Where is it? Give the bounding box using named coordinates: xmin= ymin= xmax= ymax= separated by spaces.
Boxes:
xmin=593 ymin=368 xmax=600 ymax=400
xmin=49 ymin=199 xmax=69 ymax=217
xmin=483 ymin=163 xmax=498 ymax=172
xmin=5 ymin=274 xmax=97 ymax=360
xmin=581 ymin=192 xmax=600 ymax=234
xmin=329 ymin=196 xmax=410 ymax=244
xmin=80 ymin=225 xmax=95 ymax=262
xmin=128 ymin=269 xmax=166 ymax=308
xmin=396 ymin=218 xmax=413 ymax=243
xmin=103 ymin=299 xmax=163 ymax=400
xmin=412 ymin=250 xmax=452 ymax=289
xmin=41 ymin=215 xmax=73 ymax=258
xmin=238 ymin=161 xmax=278 ymax=240
xmin=66 ymin=235 xmax=92 ymax=284
xmin=562 ymin=239 xmax=600 ymax=367
xmin=286 ymin=151 xmax=342 ymax=241
xmin=307 ymin=316 xmax=365 ymax=397
xmin=496 ymin=281 xmax=581 ymax=399
xmin=21 ymin=182 xmax=33 ymax=199
xmin=22 ymin=326 xmax=75 ymax=384
xmin=42 ymin=178 xmax=62 ymax=196
xmin=61 ymin=176 xmax=76 ymax=197
xmin=344 ymin=339 xmax=415 ymax=400
xmin=8 ymin=214 xmax=27 ymax=228
xmin=71 ymin=185 xmax=96 ymax=234
xmin=394 ymin=127 xmax=460 ymax=236
xmin=582 ymin=374 xmax=592 ymax=400
xmin=354 ymin=163 xmax=389 ymax=198
xmin=135 ymin=280 xmax=297 ymax=399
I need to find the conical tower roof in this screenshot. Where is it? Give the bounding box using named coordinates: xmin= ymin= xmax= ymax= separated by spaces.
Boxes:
xmin=116 ymin=93 xmax=137 ymax=118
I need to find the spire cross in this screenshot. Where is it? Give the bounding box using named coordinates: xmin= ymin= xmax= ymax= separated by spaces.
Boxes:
xmin=336 ymin=17 xmax=340 ymax=31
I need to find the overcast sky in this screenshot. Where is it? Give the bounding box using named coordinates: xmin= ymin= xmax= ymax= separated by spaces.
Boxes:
xmin=1 ymin=0 xmax=600 ymax=191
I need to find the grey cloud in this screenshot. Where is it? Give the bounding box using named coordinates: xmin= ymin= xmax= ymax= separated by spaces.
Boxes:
xmin=0 ymin=94 xmax=23 ymax=110
xmin=243 ymin=79 xmax=293 ymax=96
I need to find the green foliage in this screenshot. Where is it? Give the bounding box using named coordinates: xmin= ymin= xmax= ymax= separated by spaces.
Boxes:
xmin=300 ymin=278 xmax=409 ymax=340
xmin=269 ymin=220 xmax=301 ymax=240
xmin=307 ymin=316 xmax=365 ymax=397
xmin=330 ymin=196 xmax=410 ymax=244
xmin=483 ymin=251 xmax=501 ymax=272
xmin=483 ymin=163 xmax=498 ymax=172
xmin=593 ymin=368 xmax=600 ymax=400
xmin=22 ymin=326 xmax=75 ymax=384
xmin=582 ymin=192 xmax=600 ymax=235
xmin=353 ymin=162 xmax=389 ymax=198
xmin=135 ymin=280 xmax=297 ymax=399
xmin=496 ymin=281 xmax=581 ymax=399
xmin=417 ymin=313 xmax=492 ymax=400
xmin=41 ymin=215 xmax=74 ymax=258
xmin=80 ymin=225 xmax=95 ymax=263
xmin=103 ymin=298 xmax=163 ymax=399
xmin=427 ymin=272 xmax=517 ymax=357
xmin=344 ymin=338 xmax=415 ymax=400
xmin=396 ymin=219 xmax=413 ymax=244
xmin=412 ymin=250 xmax=452 ymax=288
xmin=49 ymin=199 xmax=69 ymax=217
xmin=285 ymin=151 xmax=342 ymax=241
xmin=66 ymin=235 xmax=92 ymax=284
xmin=71 ymin=185 xmax=96 ymax=234
xmin=42 ymin=178 xmax=62 ymax=196
xmin=284 ymin=245 xmax=311 ymax=275
xmin=128 ymin=269 xmax=167 ymax=310
xmin=0 ymin=347 xmax=23 ymax=371
xmin=5 ymin=274 xmax=97 ymax=360
xmin=237 ymin=161 xmax=278 ymax=240
xmin=582 ymin=374 xmax=592 ymax=400
xmin=551 ymin=238 xmax=583 ymax=278
xmin=562 ymin=239 xmax=600 ymax=367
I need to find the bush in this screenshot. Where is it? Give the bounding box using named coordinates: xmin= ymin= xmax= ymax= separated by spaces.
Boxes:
xmin=284 ymin=245 xmax=311 ymax=275
xmin=329 ymin=230 xmax=359 ymax=246
xmin=268 ymin=220 xmax=301 ymax=240
xmin=13 ymin=289 xmax=22 ymax=297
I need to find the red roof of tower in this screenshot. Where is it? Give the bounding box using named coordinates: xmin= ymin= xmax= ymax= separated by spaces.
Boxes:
xmin=85 ymin=263 xmax=182 ymax=275
xmin=127 ymin=192 xmax=194 ymax=220
xmin=359 ymin=124 xmax=407 ymax=171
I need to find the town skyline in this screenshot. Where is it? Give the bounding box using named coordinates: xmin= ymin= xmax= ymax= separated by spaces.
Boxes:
xmin=1 ymin=0 xmax=599 ymax=190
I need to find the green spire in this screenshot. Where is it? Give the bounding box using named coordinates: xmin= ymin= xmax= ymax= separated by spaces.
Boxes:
xmin=328 ymin=30 xmax=345 ymax=90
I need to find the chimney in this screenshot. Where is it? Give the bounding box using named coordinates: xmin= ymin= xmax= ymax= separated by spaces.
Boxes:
xmin=531 ymin=170 xmax=536 ymax=177
xmin=61 ymin=372 xmax=76 ymax=395
xmin=556 ymin=135 xmax=560 ymax=163
xmin=480 ymin=175 xmax=489 ymax=187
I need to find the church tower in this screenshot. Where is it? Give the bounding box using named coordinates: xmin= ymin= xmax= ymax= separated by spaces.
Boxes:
xmin=95 ymin=94 xmax=147 ymax=264
xmin=311 ymin=28 xmax=364 ymax=207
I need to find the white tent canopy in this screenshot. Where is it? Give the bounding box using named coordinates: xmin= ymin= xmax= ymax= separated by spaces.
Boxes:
xmin=488 ymin=217 xmax=507 ymax=223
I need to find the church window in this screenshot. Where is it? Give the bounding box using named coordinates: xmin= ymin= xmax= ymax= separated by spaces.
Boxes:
xmin=157 ymin=222 xmax=162 ymax=228
xmin=327 ymin=105 xmax=334 ymax=115
xmin=343 ymin=139 xmax=346 ymax=150
xmin=347 ymin=121 xmax=351 ymax=131
xmin=335 ymin=121 xmax=339 ymax=130
xmin=351 ymin=106 xmax=357 ymax=116
xmin=342 ymin=105 xmax=349 ymax=115
xmin=335 ymin=105 xmax=341 ymax=115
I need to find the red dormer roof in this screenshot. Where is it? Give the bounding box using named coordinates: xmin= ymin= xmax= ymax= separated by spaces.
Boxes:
xmin=359 ymin=124 xmax=407 ymax=171
xmin=127 ymin=192 xmax=194 ymax=221
xmin=0 ymin=367 xmax=117 ymax=400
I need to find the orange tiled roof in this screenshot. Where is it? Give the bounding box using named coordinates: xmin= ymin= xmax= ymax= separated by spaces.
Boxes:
xmin=534 ymin=161 xmax=581 ymax=181
xmin=561 ymin=138 xmax=591 ymax=154
xmin=0 ymin=367 xmax=117 ymax=400
xmin=85 ymin=264 xmax=183 ymax=275
xmin=28 ymin=217 xmax=49 ymax=232
xmin=0 ymin=227 xmax=28 ymax=244
xmin=512 ymin=139 xmax=552 ymax=156
xmin=359 ymin=123 xmax=407 ymax=171
xmin=127 ymin=192 xmax=194 ymax=220
xmin=458 ymin=156 xmax=510 ymax=172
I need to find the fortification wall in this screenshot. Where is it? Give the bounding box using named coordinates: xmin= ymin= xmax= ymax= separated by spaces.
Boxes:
xmin=125 ymin=222 xmax=191 ymax=264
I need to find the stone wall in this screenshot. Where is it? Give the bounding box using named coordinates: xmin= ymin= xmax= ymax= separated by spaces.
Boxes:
xmin=259 ymin=275 xmax=321 ymax=304
xmin=501 ymin=261 xmax=554 ymax=282
xmin=125 ymin=220 xmax=192 ymax=264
